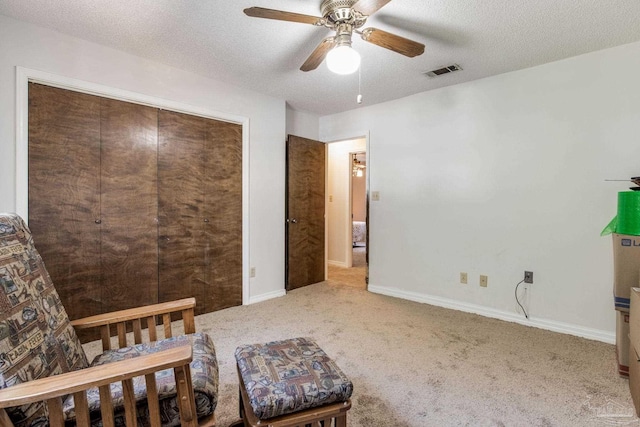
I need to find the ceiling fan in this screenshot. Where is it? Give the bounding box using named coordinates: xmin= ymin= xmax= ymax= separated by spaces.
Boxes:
xmin=244 ymin=0 xmax=425 ymax=74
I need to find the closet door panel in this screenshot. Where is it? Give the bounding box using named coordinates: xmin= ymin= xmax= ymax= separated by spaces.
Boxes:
xmin=28 ymin=83 xmax=102 ymax=319
xmin=157 ymin=110 xmax=207 ymax=312
xmin=100 ymin=98 xmax=159 ymax=313
xmin=28 ymin=84 xmax=243 ymax=320
xmin=204 ymin=120 xmax=243 ymax=312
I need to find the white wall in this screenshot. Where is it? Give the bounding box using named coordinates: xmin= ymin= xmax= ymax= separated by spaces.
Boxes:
xmin=286 ymin=105 xmax=320 ymax=140
xmin=0 ymin=15 xmax=286 ymax=303
xmin=327 ymin=138 xmax=366 ymax=267
xmin=320 ymin=41 xmax=640 ymax=342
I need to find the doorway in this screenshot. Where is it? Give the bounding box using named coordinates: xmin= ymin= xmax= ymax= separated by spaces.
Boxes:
xmin=351 ymin=151 xmax=367 ymax=268
xmin=326 ymin=138 xmax=368 ymax=288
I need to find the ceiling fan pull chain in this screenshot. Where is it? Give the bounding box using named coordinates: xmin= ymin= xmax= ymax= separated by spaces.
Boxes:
xmin=357 ymin=64 xmax=363 ymax=104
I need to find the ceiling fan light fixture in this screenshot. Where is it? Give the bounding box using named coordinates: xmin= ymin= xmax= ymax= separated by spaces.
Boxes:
xmin=326 ymin=45 xmax=361 ymax=75
xmin=244 ymin=1 xmax=425 ymax=73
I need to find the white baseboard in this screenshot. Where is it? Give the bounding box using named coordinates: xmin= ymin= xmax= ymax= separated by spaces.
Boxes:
xmin=328 ymin=260 xmax=348 ymax=268
xmin=368 ymin=285 xmax=615 ymax=344
xmin=248 ymin=289 xmax=286 ymax=305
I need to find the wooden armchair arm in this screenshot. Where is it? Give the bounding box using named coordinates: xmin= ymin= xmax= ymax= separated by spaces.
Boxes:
xmin=71 ymin=298 xmax=196 ymax=351
xmin=0 ymin=345 xmax=197 ymax=427
xmin=71 ymin=298 xmax=196 ymax=330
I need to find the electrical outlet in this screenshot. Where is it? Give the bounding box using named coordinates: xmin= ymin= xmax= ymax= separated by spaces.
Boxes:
xmin=480 ymin=275 xmax=488 ymax=287
xmin=460 ymin=272 xmax=468 ymax=284
xmin=524 ymin=271 xmax=533 ymax=284
xmin=250 ymin=267 xmax=256 ymax=278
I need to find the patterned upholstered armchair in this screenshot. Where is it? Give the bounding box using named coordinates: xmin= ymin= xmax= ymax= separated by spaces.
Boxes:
xmin=0 ymin=214 xmax=218 ymax=427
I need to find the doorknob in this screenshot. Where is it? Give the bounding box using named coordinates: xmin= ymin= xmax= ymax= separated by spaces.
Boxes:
xmin=291 ymin=218 xmax=298 ymax=224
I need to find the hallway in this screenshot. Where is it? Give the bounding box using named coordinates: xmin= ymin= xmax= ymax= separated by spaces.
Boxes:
xmin=327 ymin=246 xmax=367 ymax=289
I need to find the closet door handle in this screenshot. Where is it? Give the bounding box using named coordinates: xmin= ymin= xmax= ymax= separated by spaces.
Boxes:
xmin=94 ymin=219 xmax=101 ymax=224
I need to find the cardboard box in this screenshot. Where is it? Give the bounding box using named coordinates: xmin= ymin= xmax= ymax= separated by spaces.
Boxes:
xmin=630 ymin=288 xmax=640 ymax=351
xmin=630 ymin=346 xmax=640 ymax=416
xmin=612 ymin=234 xmax=640 ymax=312
xmin=628 ymin=288 xmax=640 ymax=415
xmin=617 ymin=311 xmax=630 ymax=377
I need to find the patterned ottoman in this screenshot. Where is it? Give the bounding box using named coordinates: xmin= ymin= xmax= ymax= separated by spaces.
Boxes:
xmin=234 ymin=337 xmax=353 ymax=427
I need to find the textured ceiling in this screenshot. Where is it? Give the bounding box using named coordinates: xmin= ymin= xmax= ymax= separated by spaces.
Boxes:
xmin=2 ymin=0 xmax=640 ymax=115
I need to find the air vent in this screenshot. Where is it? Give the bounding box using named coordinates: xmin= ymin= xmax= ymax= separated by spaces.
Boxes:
xmin=424 ymin=64 xmax=462 ymax=78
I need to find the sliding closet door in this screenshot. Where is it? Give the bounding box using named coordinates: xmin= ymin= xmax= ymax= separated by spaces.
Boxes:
xmin=100 ymin=98 xmax=159 ymax=313
xmin=204 ymin=120 xmax=243 ymax=311
xmin=28 ymin=83 xmax=102 ymax=319
xmin=157 ymin=110 xmax=207 ymax=312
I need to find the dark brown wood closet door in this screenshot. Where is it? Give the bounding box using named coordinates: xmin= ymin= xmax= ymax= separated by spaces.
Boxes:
xmin=157 ymin=112 xmax=242 ymax=314
xmin=205 ymin=120 xmax=243 ymax=311
xmin=100 ymin=98 xmax=159 ymax=313
xmin=29 ymin=84 xmax=243 ymax=325
xmin=286 ymin=135 xmax=325 ymax=290
xmin=28 ymin=83 xmax=102 ymax=319
xmin=157 ymin=111 xmax=207 ymax=312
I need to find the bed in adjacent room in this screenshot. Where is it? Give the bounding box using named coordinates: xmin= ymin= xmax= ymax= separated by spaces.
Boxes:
xmin=352 ymin=221 xmax=366 ymax=246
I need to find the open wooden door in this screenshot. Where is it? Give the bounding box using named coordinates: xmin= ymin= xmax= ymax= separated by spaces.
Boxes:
xmin=286 ymin=135 xmax=326 ymax=291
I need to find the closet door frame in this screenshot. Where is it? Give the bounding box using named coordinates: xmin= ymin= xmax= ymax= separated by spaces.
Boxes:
xmin=15 ymin=66 xmax=250 ymax=306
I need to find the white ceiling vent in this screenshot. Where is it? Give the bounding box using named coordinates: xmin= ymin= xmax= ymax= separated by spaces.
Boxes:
xmin=424 ymin=64 xmax=462 ymax=78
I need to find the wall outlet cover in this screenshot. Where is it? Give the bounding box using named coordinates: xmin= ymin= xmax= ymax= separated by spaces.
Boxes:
xmin=524 ymin=271 xmax=533 ymax=284
xmin=480 ymin=275 xmax=488 ymax=287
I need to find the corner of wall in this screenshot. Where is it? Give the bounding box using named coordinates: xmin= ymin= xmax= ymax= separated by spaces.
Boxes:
xmin=286 ymin=105 xmax=320 ymax=141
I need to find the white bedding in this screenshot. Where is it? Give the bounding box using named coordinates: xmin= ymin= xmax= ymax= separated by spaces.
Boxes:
xmin=352 ymin=221 xmax=366 ymax=245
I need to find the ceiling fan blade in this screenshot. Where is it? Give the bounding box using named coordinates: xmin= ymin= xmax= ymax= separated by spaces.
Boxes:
xmin=352 ymin=0 xmax=392 ymax=16
xmin=301 ymin=38 xmax=336 ymax=72
xmin=360 ymin=27 xmax=425 ymax=57
xmin=244 ymin=7 xmax=322 ymax=25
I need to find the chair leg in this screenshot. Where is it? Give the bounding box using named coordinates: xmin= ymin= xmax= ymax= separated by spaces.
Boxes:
xmin=197 ymin=413 xmax=216 ymax=427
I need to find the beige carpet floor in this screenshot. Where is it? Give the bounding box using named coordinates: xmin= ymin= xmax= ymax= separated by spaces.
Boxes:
xmin=352 ymin=245 xmax=366 ymax=267
xmin=85 ymin=267 xmax=637 ymax=426
xmin=327 ymin=246 xmax=367 ymax=289
xmin=203 ymin=284 xmax=635 ymax=426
